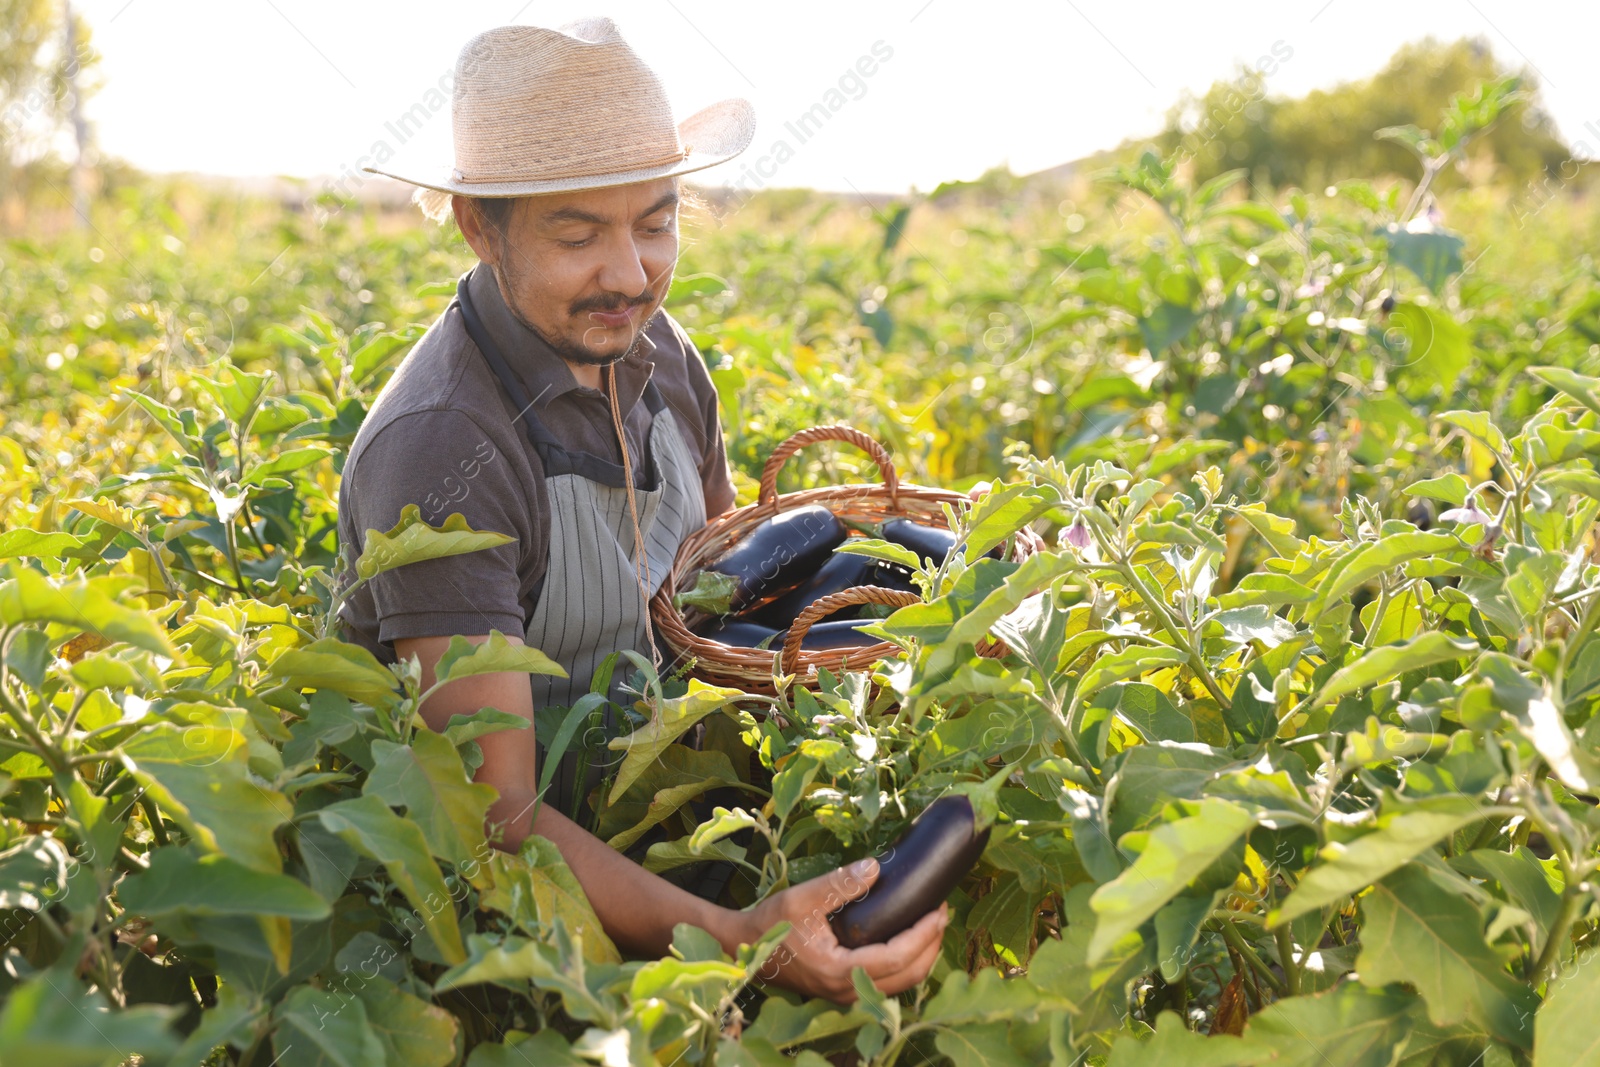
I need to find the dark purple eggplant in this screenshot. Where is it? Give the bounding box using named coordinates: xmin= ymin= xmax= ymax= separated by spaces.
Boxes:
xmin=831 ymin=794 xmax=990 ymax=948
xmin=866 ymin=562 xmax=919 ymax=594
xmin=748 ymin=551 xmax=876 ymax=628
xmin=702 ymin=505 xmax=848 ymax=614
xmin=781 ymin=617 xmax=882 ymax=651
xmin=694 ymin=618 xmax=781 ymax=649
xmin=879 ymin=518 xmax=1001 ymax=568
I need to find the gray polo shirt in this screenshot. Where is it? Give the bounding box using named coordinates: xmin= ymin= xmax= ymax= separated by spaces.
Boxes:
xmin=335 ymin=264 xmax=736 ymax=662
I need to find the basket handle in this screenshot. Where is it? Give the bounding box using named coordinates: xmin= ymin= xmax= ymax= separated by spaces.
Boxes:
xmin=780 ymin=586 xmax=921 ymax=676
xmin=758 ymin=425 xmax=899 ymax=510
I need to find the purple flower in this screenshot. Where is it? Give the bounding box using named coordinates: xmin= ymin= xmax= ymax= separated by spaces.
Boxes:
xmin=1064 ymin=517 xmax=1091 ymax=549
xmin=1439 ymin=500 xmax=1492 ymax=526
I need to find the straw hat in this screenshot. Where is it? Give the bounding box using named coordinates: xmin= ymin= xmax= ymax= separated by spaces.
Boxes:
xmin=367 ymin=17 xmax=755 ymax=219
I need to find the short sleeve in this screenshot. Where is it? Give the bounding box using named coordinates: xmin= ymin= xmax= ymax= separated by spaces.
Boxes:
xmin=341 ymin=409 xmax=532 ymax=644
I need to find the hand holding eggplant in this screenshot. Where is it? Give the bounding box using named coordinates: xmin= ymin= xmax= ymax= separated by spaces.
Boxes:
xmin=742 ymin=857 xmax=948 ymax=1004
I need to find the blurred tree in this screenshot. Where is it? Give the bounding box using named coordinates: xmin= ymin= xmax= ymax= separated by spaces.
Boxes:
xmin=1149 ymin=37 xmax=1570 ymax=190
xmin=1 ymin=0 xmax=98 ymax=203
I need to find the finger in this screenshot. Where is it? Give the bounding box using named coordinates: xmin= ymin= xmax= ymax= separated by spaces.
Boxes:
xmin=821 ymin=857 xmax=878 ymax=910
xmin=845 ymin=901 xmax=946 ymax=973
xmin=873 ymin=921 xmax=946 ymax=996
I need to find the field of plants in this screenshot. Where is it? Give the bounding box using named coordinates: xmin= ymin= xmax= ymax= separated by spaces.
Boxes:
xmin=5 ymin=77 xmax=1600 ymax=1065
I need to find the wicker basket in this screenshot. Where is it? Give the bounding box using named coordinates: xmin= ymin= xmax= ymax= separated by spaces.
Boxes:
xmin=651 ymin=425 xmax=1014 ymax=693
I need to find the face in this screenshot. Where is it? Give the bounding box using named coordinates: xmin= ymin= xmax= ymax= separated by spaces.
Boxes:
xmin=454 ymin=177 xmax=680 ymax=368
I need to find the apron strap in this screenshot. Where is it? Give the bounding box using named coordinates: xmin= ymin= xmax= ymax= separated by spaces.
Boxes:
xmin=455 ymin=271 xmax=666 ymax=490
xmin=453 ymin=274 xmax=568 ymax=462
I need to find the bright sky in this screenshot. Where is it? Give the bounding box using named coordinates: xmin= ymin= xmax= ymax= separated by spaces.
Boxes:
xmin=72 ymin=0 xmax=1600 ymax=194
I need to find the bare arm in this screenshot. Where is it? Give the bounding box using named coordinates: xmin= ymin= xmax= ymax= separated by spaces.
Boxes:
xmin=394 ymin=633 xmax=947 ymax=1000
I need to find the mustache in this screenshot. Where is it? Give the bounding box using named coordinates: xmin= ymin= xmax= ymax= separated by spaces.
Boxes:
xmin=571 ymin=290 xmax=655 ymax=316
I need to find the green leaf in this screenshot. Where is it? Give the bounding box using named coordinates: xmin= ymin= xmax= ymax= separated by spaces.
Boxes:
xmin=1076 ymin=643 xmax=1190 ymax=706
xmin=1088 ymin=798 xmax=1255 ymax=962
xmin=240 ymin=445 xmax=334 ymax=488
xmin=167 ymin=985 xmax=262 ymax=1067
xmin=1229 ymin=503 xmax=1304 ymax=558
xmin=1307 ymin=532 xmax=1460 ymax=624
xmin=922 ymin=965 xmax=1042 ymax=1025
xmin=0 ymin=529 xmax=86 ymax=560
xmin=0 ymin=568 xmax=174 ymax=655
xmin=120 ymin=715 xmax=294 ymax=873
xmin=1386 ymin=228 xmax=1466 ymax=294
xmin=316 ymin=794 xmax=465 ymax=964
xmin=933 ymin=1022 xmax=1038 ymax=1067
xmin=441 ymin=706 xmax=530 ymax=746
xmin=363 ymin=730 xmax=497 ymax=884
xmin=1528 ymin=365 xmax=1600 ymax=419
xmin=672 ymin=569 xmax=741 ymax=615
xmin=601 ymin=749 xmax=745 ymax=852
xmin=267 ymin=638 xmax=400 ymax=708
xmin=963 ymin=484 xmax=1058 ymax=562
xmin=688 ymin=806 xmax=757 ymax=854
xmin=481 ymin=836 xmax=620 ymax=964
xmin=1535 ymin=947 xmax=1600 ymax=1066
xmin=1317 ymin=632 xmax=1478 ymax=706
xmin=431 ymin=630 xmax=565 ymax=686
xmin=606 ymin=680 xmax=742 ymax=802
xmin=629 ymin=955 xmax=747 ymax=1007
xmin=1243 ymin=983 xmax=1420 ymax=1067
xmin=350 ymin=977 xmax=459 ymax=1067
xmin=124 ymin=389 xmax=204 ymax=454
xmin=1437 ymin=410 xmax=1511 ymax=456
xmin=1517 ymin=689 xmax=1599 ymax=793
xmin=1451 ymin=847 xmax=1562 ymax=936
xmin=0 ymin=835 xmax=69 ymax=911
xmin=1095 ymin=682 xmax=1195 ymax=745
xmin=1106 ymin=1011 xmax=1258 ymax=1064
xmin=355 ymin=504 xmax=515 ymax=581
xmin=836 ymin=537 xmax=924 ymax=572
xmin=1539 ymin=468 xmax=1600 ymax=502
xmin=1358 ymin=865 xmax=1538 ymax=1049
xmin=466 ymin=1031 xmax=586 ymax=1067
xmin=1272 ymin=797 xmax=1487 ymax=926
xmin=1027 ymin=886 xmax=1156 ymax=1034
xmin=118 ymin=847 xmax=330 ymax=920
xmin=351 ymin=329 xmax=419 ymax=386
xmin=1404 ymin=473 xmax=1472 ymax=507
xmin=432 ymin=933 xmax=612 ymax=1021
xmin=744 ymin=999 xmax=876 ymax=1050
xmin=1395 ymin=302 xmax=1465 ymax=398
xmin=1209 ymin=200 xmax=1291 ymax=232
xmin=272 ymin=985 xmax=384 ymax=1067
xmin=196 ymin=366 xmax=273 ymax=430
xmin=0 ymin=968 xmax=178 ymax=1067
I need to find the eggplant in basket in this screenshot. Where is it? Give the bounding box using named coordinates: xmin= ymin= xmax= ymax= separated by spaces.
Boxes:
xmin=676 ymin=505 xmax=847 ymax=616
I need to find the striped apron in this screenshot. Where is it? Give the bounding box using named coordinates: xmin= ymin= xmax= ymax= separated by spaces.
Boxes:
xmin=453 ymin=276 xmax=705 ymax=822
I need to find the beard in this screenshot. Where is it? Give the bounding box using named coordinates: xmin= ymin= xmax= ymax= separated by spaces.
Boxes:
xmin=492 ymin=265 xmax=659 ymax=368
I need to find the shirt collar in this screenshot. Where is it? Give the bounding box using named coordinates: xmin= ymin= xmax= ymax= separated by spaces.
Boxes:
xmin=466 ymin=263 xmax=656 ymax=415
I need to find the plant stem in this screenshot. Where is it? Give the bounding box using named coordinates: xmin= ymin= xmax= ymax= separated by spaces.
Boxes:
xmin=1117 ymin=561 xmax=1232 ymax=710
xmin=1531 ymin=886 xmax=1584 ymax=986
xmin=1218 ymin=920 xmax=1287 ymax=997
xmin=1274 ymin=923 xmax=1301 ymax=997
xmin=222 ymin=516 xmax=248 ymax=594
xmin=0 ymin=686 xmax=69 ymax=775
xmin=139 ymin=795 xmax=169 ymax=847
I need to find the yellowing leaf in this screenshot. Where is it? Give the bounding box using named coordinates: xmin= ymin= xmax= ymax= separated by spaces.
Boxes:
xmin=606 ymin=680 xmax=742 ymax=803
xmin=355 ymin=504 xmax=515 ymax=581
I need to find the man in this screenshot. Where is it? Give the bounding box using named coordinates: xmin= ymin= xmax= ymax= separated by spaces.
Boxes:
xmin=335 ymin=18 xmax=945 ymax=1003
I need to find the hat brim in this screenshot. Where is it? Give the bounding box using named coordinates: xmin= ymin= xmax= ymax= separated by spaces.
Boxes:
xmin=364 ymin=96 xmax=755 ymax=204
